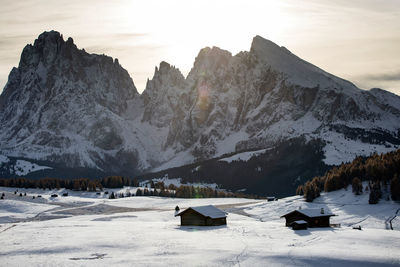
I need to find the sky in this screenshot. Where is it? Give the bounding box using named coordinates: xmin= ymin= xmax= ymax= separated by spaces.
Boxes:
xmin=0 ymin=0 xmax=399 ymax=95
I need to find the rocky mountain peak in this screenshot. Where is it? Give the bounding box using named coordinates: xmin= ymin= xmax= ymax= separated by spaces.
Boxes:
xmin=141 ymin=61 xmax=186 ymax=127
xmin=34 ymin=30 xmax=65 ymax=47
xmin=157 ymin=61 xmax=172 ymax=74
xmin=250 ymin=35 xmax=298 ymax=71
xmin=13 ymin=30 xmax=138 ymax=101
xmin=146 ymin=61 xmax=185 ymax=91
xmin=187 ymin=46 xmax=232 ymax=80
xmin=250 ymin=35 xmax=284 ymax=55
xmin=19 ymin=31 xmax=77 ymax=69
xmin=32 ymin=31 xmax=76 ymax=51
xmin=250 ymin=35 xmax=358 ymax=91
xmin=0 ymin=31 xmax=142 ymax=172
xmin=149 ymin=61 xmax=185 ymax=86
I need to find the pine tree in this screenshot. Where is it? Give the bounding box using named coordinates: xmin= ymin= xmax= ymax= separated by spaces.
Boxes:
xmin=390 ymin=174 xmax=400 ymax=200
xmin=303 ymin=182 xmax=315 ymax=202
xmin=73 ymin=180 xmax=80 ymax=191
xmin=132 ymin=178 xmax=139 ymax=187
xmin=168 ymin=184 xmax=177 ymax=190
xmin=153 ymin=189 xmax=159 ymax=196
xmin=369 ymin=182 xmax=382 ymax=204
xmin=136 ymin=188 xmax=143 ymax=196
xmin=296 ymin=185 xmax=304 ymax=195
xmin=159 ymin=189 xmax=167 ymax=197
xmin=352 ymin=177 xmax=363 ymax=195
xmin=143 ymin=188 xmax=150 ymax=196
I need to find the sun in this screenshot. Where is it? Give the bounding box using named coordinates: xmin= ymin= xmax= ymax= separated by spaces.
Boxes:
xmin=118 ymin=0 xmax=286 ymax=79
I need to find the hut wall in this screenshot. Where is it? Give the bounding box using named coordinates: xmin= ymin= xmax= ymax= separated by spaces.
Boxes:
xmin=284 ymin=213 xmax=308 ymax=226
xmin=308 ymin=216 xmax=331 ymax=227
xmin=284 ymin=211 xmax=332 ymax=227
xmin=180 ymin=210 xmax=206 ymax=226
xmin=206 ymin=217 xmax=226 ymax=226
xmin=292 ymin=223 xmax=308 ymax=230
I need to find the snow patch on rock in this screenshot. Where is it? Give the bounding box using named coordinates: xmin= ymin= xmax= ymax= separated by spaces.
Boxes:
xmin=13 ymin=160 xmax=52 ymax=176
xmin=0 ymin=154 xmax=10 ymax=164
xmin=141 ymin=175 xmax=218 ymax=189
xmin=219 ymin=148 xmax=270 ymax=163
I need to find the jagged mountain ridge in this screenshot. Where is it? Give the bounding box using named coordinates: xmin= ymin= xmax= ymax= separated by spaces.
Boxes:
xmin=0 ymin=31 xmax=399 ymax=184
xmin=143 ymin=36 xmax=400 ymax=170
xmin=0 ymin=31 xmax=148 ymax=173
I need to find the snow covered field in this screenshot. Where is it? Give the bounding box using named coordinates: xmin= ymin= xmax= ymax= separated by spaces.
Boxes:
xmin=0 ymin=186 xmax=399 ymax=266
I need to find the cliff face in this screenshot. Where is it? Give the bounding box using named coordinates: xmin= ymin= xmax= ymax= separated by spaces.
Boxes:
xmin=1 ymin=31 xmax=400 ymax=183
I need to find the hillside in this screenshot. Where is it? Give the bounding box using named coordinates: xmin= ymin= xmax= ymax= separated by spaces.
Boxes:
xmin=296 ymin=149 xmax=400 ymax=202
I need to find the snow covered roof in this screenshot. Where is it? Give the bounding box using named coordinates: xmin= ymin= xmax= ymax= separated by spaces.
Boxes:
xmin=292 ymin=220 xmax=308 ymax=224
xmin=175 ymin=205 xmax=227 ymax=219
xmin=299 ymin=208 xmax=335 ymax=217
xmin=281 ymin=208 xmax=335 ymax=218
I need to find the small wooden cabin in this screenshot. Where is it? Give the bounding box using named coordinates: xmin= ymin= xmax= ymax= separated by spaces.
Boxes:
xmin=281 ymin=208 xmax=336 ymax=228
xmin=290 ymin=220 xmax=308 ymax=230
xmin=175 ymin=205 xmax=227 ymax=226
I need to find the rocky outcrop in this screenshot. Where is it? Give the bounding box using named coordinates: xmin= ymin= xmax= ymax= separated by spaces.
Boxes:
xmin=141 ymin=61 xmax=186 ymax=127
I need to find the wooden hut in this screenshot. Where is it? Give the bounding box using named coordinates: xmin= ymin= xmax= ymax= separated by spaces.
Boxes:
xmin=175 ymin=205 xmax=227 ymax=226
xmin=281 ymin=208 xmax=336 ymax=228
xmin=290 ymin=220 xmax=308 ymax=230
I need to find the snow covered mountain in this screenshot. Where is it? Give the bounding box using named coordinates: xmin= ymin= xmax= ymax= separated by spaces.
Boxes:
xmin=1 ymin=31 xmax=400 ymax=192
xmin=0 ymin=31 xmax=149 ymax=174
xmin=150 ymin=36 xmax=400 ymax=169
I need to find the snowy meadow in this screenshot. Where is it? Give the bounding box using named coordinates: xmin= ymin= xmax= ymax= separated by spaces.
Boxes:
xmin=0 ymin=186 xmax=399 ymax=266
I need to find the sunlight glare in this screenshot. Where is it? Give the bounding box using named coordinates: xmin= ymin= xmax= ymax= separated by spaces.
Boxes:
xmin=119 ymin=0 xmax=286 ymax=77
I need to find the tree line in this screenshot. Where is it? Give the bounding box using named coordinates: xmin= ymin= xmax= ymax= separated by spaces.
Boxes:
xmin=0 ymin=176 xmax=262 ymax=199
xmin=0 ymin=176 xmax=139 ymax=191
xmin=296 ymin=149 xmax=400 ymax=203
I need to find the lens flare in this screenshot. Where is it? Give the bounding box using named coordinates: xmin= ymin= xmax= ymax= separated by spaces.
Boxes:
xmin=197 ymin=81 xmax=210 ymax=111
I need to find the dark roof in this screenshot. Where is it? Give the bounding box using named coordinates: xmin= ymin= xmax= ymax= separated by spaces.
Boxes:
xmin=281 ymin=208 xmax=336 ymax=218
xmin=175 ymin=205 xmax=226 ymax=219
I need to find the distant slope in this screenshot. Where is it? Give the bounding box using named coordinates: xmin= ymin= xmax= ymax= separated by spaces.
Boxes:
xmin=296 ymin=149 xmax=400 ymax=202
xmin=245 ymin=185 xmax=400 ymax=230
xmin=139 ymin=137 xmax=329 ymax=197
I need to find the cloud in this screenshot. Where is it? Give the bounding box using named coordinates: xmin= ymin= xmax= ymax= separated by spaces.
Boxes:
xmin=362 ymin=72 xmax=400 ymax=82
xmin=85 ymin=44 xmax=165 ymax=53
xmin=112 ymin=33 xmax=148 ymax=39
xmin=349 ymin=74 xmax=400 ymax=95
xmin=0 ymin=34 xmax=34 ymax=48
xmin=0 ymin=14 xmax=77 ymax=26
